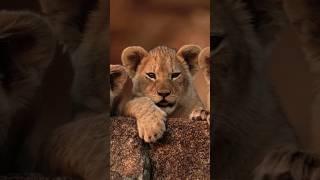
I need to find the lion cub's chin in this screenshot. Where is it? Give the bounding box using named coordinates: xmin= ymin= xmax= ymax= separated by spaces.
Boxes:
xmin=154 ymin=99 xmax=177 ymax=114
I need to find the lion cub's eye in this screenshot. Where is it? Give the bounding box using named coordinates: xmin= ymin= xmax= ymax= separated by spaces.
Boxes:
xmin=171 ymin=72 xmax=181 ymax=79
xmin=146 ymin=72 xmax=156 ymax=79
xmin=211 ymin=34 xmax=225 ymax=52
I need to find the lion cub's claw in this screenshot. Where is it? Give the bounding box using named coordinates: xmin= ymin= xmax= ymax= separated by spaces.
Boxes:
xmin=190 ymin=108 xmax=210 ymax=125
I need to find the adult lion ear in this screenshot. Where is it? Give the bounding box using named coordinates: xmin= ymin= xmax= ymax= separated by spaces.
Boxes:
xmin=110 ymin=65 xmax=127 ymax=95
xmin=198 ymin=47 xmax=211 ymax=82
xmin=0 ymin=11 xmax=55 ymax=105
xmin=121 ymin=46 xmax=148 ymax=78
xmin=39 ymin=0 xmax=99 ymax=53
xmin=177 ymin=44 xmax=201 ymax=76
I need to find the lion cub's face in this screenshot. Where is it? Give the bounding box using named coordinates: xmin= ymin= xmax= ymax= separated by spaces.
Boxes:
xmin=122 ymin=45 xmax=201 ymax=114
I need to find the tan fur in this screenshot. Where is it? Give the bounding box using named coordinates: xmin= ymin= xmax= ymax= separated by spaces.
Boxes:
xmin=37 ymin=0 xmax=110 ymax=179
xmin=199 ymin=47 xmax=210 ymax=86
xmin=0 ymin=11 xmax=55 ymax=172
xmin=213 ymin=0 xmax=320 ymax=179
xmin=121 ymin=45 xmax=208 ymax=142
xmin=191 ymin=47 xmax=210 ymax=125
xmin=110 ymin=64 xmax=127 ymax=108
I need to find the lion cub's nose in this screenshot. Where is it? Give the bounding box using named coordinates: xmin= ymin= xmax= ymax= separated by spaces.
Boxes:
xmin=157 ymin=90 xmax=171 ymax=97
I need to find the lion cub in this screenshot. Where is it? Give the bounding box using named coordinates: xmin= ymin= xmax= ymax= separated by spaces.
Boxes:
xmin=110 ymin=64 xmax=128 ymax=107
xmin=190 ymin=47 xmax=211 ymax=125
xmin=121 ymin=45 xmax=208 ymax=142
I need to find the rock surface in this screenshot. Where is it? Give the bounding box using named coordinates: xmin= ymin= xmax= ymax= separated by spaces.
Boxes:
xmin=111 ymin=117 xmax=210 ymax=179
xmin=111 ymin=117 xmax=150 ymax=179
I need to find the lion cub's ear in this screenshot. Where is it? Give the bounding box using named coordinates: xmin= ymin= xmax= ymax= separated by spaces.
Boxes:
xmin=121 ymin=46 xmax=149 ymax=78
xmin=110 ymin=65 xmax=127 ymax=95
xmin=177 ymin=44 xmax=201 ymax=76
xmin=198 ymin=47 xmax=210 ymax=82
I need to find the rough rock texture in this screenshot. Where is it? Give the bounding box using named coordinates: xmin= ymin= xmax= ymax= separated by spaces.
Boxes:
xmin=111 ymin=117 xmax=150 ymax=179
xmin=111 ymin=117 xmax=210 ymax=179
xmin=150 ymin=118 xmax=210 ymax=179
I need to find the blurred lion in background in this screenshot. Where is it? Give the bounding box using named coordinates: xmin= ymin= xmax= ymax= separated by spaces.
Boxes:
xmin=213 ymin=0 xmax=320 ymax=179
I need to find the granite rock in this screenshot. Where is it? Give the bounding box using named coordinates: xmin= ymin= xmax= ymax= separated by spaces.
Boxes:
xmin=111 ymin=117 xmax=151 ymax=179
xmin=111 ymin=117 xmax=210 ymax=179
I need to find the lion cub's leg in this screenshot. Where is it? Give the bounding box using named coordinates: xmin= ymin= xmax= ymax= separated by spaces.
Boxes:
xmin=124 ymin=97 xmax=167 ymax=143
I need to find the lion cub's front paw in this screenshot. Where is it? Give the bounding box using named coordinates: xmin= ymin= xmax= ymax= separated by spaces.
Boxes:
xmin=137 ymin=107 xmax=167 ymax=143
xmin=190 ymin=108 xmax=210 ymax=125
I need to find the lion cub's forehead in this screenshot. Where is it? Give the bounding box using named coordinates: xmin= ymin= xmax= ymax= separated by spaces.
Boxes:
xmin=149 ymin=46 xmax=176 ymax=58
xmin=144 ymin=46 xmax=182 ymax=73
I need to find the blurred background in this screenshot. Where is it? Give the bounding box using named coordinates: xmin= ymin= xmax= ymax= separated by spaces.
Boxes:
xmin=269 ymin=28 xmax=314 ymax=150
xmin=1 ymin=0 xmax=319 ymax=153
xmin=110 ymin=0 xmax=210 ymax=63
xmin=0 ymin=0 xmax=74 ymax=159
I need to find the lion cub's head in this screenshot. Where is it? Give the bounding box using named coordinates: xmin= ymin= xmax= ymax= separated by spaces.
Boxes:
xmin=121 ymin=45 xmax=201 ymax=114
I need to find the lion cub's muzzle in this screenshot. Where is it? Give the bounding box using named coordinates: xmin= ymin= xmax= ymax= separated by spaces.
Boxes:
xmin=155 ymin=89 xmax=176 ymax=108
